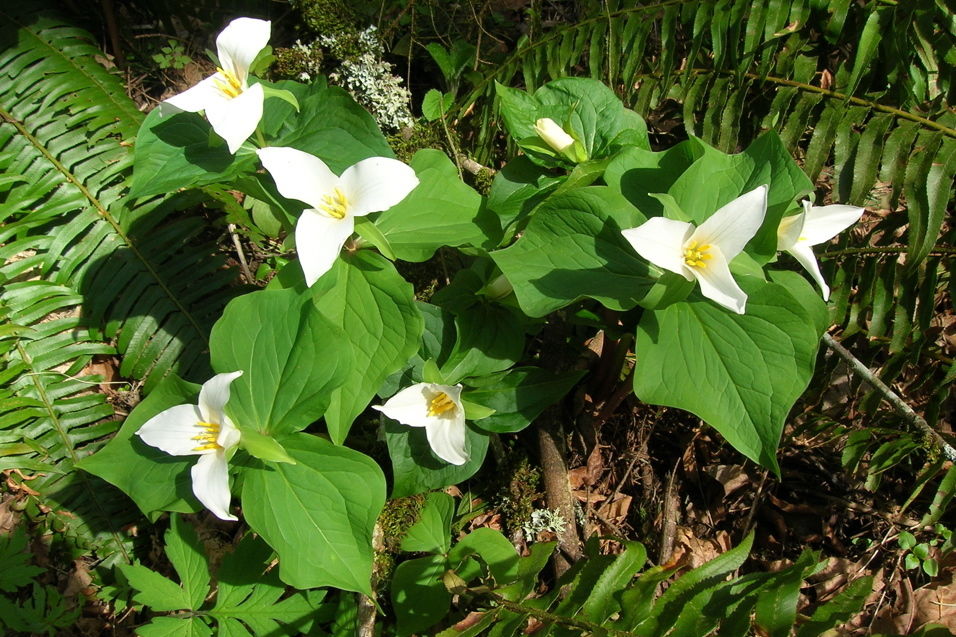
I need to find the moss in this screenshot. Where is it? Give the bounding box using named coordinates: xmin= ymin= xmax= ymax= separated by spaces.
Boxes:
xmin=379 ymin=494 xmax=425 ymax=554
xmin=496 ymin=456 xmax=542 ymax=535
xmin=272 ymin=44 xmax=324 ymax=81
xmin=387 ymin=121 xmax=445 ymax=164
xmin=471 ymin=167 xmax=495 ymax=196
xmin=290 ymin=0 xmax=358 ymax=37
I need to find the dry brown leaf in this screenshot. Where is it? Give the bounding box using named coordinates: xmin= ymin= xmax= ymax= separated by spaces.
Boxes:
xmin=704 ymin=464 xmax=750 ymax=496
xmin=600 ymin=494 xmax=632 ymax=522
xmin=912 ymin=574 xmax=956 ymax=632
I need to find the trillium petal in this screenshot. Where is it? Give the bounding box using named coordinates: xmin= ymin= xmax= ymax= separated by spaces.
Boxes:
xmin=257 ymin=146 xmax=340 ymax=210
xmin=295 ymin=209 xmax=355 ymax=286
xmin=198 ymin=371 xmax=243 ymax=426
xmin=425 ymin=414 xmax=469 ymax=465
xmin=339 ymin=157 xmax=419 ymax=217
xmin=776 ymin=209 xmax=806 ymax=251
xmin=372 ymin=383 xmax=432 ymax=427
xmin=216 ymin=17 xmax=271 ymax=81
xmin=218 ymin=416 xmax=241 ymax=451
xmin=191 ymin=453 xmax=238 ymax=521
xmin=799 ymin=203 xmax=865 ymax=246
xmin=621 ymin=217 xmax=694 ymax=280
xmin=788 ymin=242 xmax=831 ymax=301
xmin=534 ymin=118 xmax=575 ymax=152
xmin=205 ymin=82 xmax=263 ymax=154
xmin=137 ymin=404 xmax=205 ymax=456
xmin=690 ymin=247 xmax=749 ymax=314
xmin=163 ymin=75 xmax=226 ymax=113
xmin=695 ymin=185 xmax=767 ymax=260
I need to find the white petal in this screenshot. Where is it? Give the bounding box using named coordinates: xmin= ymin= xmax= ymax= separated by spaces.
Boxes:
xmin=338 ymin=157 xmax=419 ymax=217
xmin=776 ymin=208 xmax=806 ymax=251
xmin=425 ymin=413 xmax=469 ymax=465
xmin=800 ymin=203 xmax=865 ymax=246
xmin=372 ymin=383 xmax=432 ymax=427
xmin=218 ymin=416 xmax=241 ymax=451
xmin=621 ymin=217 xmax=694 ymax=280
xmin=163 ymin=75 xmax=227 ymax=113
xmin=191 ymin=453 xmax=238 ymax=521
xmin=216 ymin=17 xmax=271 ymax=81
xmin=198 ymin=371 xmax=243 ymax=425
xmin=534 ymin=118 xmax=575 ymax=152
xmin=295 ymin=209 xmax=354 ymax=286
xmin=695 ymin=185 xmax=767 ymax=260
xmin=788 ymin=243 xmax=831 ymax=301
xmin=257 ymin=147 xmax=340 ymax=210
xmin=690 ymin=247 xmax=749 ymax=314
xmin=205 ymin=82 xmax=263 ymax=154
xmin=136 ymin=404 xmax=205 ymax=456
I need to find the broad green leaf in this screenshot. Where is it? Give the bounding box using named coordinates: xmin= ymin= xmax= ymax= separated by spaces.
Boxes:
xmin=375 ymin=150 xmax=494 ymax=261
xmin=465 ymin=367 xmax=585 ymax=433
xmin=314 ymin=251 xmax=423 ymax=444
xmin=448 ymin=528 xmax=519 ymax=584
xmin=118 ymin=563 xmax=191 ymax=612
xmin=241 ymin=432 xmax=385 ymax=594
xmin=209 ymin=288 xmax=351 ymax=436
xmin=668 ymin=132 xmax=813 ymax=262
xmin=439 ymin=304 xmax=526 ymax=383
xmin=495 ymin=542 xmax=557 ymax=602
xmin=633 ymin=280 xmax=824 ymax=474
xmin=385 ymin=420 xmax=489 ymax=498
xmin=754 ymin=550 xmax=817 ymax=637
xmin=391 ymin=555 xmax=450 ymax=637
xmin=165 ymin=516 xmax=209 ymax=611
xmin=401 ymin=492 xmax=455 ymax=554
xmin=485 ymin=156 xmax=558 ymax=241
xmin=77 ymin=374 xmax=201 ymax=517
xmin=422 ymin=89 xmax=453 ymax=121
xmin=492 ymin=187 xmax=653 ymax=317
xmin=136 ymin=617 xmax=211 ymax=637
xmin=604 ymin=140 xmax=709 ymax=218
xmin=129 ymin=110 xmax=248 ymax=198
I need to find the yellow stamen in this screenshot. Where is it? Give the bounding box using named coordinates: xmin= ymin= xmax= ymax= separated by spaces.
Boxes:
xmin=191 ymin=420 xmax=222 ymax=452
xmin=213 ymin=67 xmax=243 ymax=99
xmin=319 ymin=187 xmax=350 ymax=220
xmin=683 ymin=240 xmax=713 ymax=270
xmin=427 ymin=392 xmax=456 ymax=417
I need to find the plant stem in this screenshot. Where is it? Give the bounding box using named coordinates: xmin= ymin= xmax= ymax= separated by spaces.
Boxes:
xmin=823 ymin=333 xmax=956 ymax=461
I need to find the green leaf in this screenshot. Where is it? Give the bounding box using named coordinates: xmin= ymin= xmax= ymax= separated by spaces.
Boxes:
xmin=795 ymin=576 xmax=873 ymax=637
xmin=448 ymin=528 xmax=519 ymax=584
xmin=136 ymin=617 xmax=212 ymax=637
xmin=439 ymin=304 xmax=526 ymax=383
xmin=0 ymin=527 xmax=43 ymax=592
xmin=753 ymin=551 xmax=816 ymax=637
xmin=461 ymin=399 xmax=496 ymax=420
xmin=239 ymin=429 xmax=296 ymax=464
xmin=582 ymin=540 xmax=647 ymax=623
xmin=165 ymin=515 xmax=210 ymax=611
xmin=77 ymin=374 xmax=202 ymax=517
xmin=375 ymin=150 xmax=493 ymax=261
xmin=241 ymin=432 xmax=385 ymax=594
xmin=260 ymin=84 xmax=299 ymax=111
xmin=209 ymin=288 xmax=351 ymax=436
xmin=129 ymin=109 xmax=247 ymax=198
xmin=118 ymin=563 xmax=191 ymax=612
xmin=391 ymin=554 xmax=451 ymax=637
xmin=633 ymin=280 xmax=824 ymax=474
xmin=314 ymin=251 xmax=423 ymax=444
xmin=492 ymin=187 xmax=653 ymax=317
xmin=385 ymin=421 xmax=489 ymax=498
xmin=465 ymin=367 xmax=585 ymax=433
xmin=354 ymin=216 xmax=396 ymax=261
xmin=401 ymin=492 xmax=455 ymax=554
xmin=604 ymin=140 xmax=708 ymax=217
xmin=422 ymin=89 xmax=454 ymax=121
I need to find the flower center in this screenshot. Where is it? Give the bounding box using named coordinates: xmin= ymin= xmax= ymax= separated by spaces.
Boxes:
xmin=319 ymin=187 xmax=350 ymax=220
xmin=191 ymin=421 xmax=222 ymax=451
xmin=427 ymin=392 xmax=456 ymax=417
xmin=683 ymin=240 xmax=713 ymax=269
xmin=213 ymin=68 xmax=243 ymax=99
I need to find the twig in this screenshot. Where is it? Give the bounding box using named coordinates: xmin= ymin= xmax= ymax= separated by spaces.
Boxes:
xmin=740 ymin=469 xmax=769 ymax=542
xmin=227 ymin=223 xmax=253 ymax=283
xmin=357 ymin=522 xmax=384 ymax=637
xmin=823 ymin=333 xmax=956 ymax=461
xmin=658 ymin=458 xmax=680 ymax=564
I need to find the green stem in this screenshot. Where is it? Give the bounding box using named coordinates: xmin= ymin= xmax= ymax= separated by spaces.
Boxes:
xmin=485 ymin=591 xmax=629 ymax=636
xmin=254 ymin=125 xmax=267 ymax=148
xmin=819 ymin=246 xmax=956 ymax=257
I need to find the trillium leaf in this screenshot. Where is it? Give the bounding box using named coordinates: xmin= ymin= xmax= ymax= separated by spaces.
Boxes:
xmin=385 ymin=421 xmax=489 ymax=498
xmin=439 ymin=303 xmax=526 ymax=383
xmin=241 ymin=433 xmax=386 ymax=594
xmin=633 ymin=279 xmax=824 ymax=475
xmin=209 ymin=288 xmax=351 ymax=436
xmin=465 ymin=366 xmax=586 ymax=433
xmin=491 ymin=187 xmax=653 ymax=317
xmin=315 ymin=251 xmax=423 ymax=445
xmin=391 ymin=554 xmax=450 ymax=637
xmin=400 ymin=491 xmax=455 ymax=554
xmin=375 ymin=149 xmax=496 ymax=260
xmin=77 ymin=374 xmax=202 ymax=518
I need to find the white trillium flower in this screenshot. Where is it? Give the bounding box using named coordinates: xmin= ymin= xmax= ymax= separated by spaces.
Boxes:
xmin=373 ymin=383 xmax=469 ymax=465
xmin=136 ymin=371 xmax=243 ymax=521
xmin=163 ymin=17 xmax=271 ymax=154
xmin=621 ymin=185 xmax=768 ymax=314
xmin=777 ymin=200 xmax=864 ymax=301
xmin=534 ymin=118 xmax=575 ymax=153
xmin=257 ymin=147 xmax=419 ymax=286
